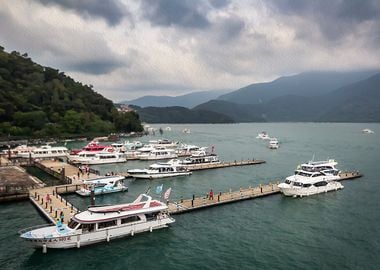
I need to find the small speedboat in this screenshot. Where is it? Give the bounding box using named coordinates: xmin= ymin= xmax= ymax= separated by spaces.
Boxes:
xmin=76 ymin=176 xmax=127 ymax=196
xmin=268 ymin=138 xmax=279 ymax=149
xmin=256 ymin=131 xmax=270 ymax=140
xmin=362 ymin=128 xmax=375 ymax=134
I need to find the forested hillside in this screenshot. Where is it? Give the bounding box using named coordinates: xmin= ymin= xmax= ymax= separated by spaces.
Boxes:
xmin=0 ymin=46 xmax=142 ymax=137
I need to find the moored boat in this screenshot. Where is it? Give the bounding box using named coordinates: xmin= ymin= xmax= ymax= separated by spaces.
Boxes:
xmin=138 ymin=148 xmax=178 ymax=161
xmin=76 ymin=176 xmax=127 ymax=196
xmin=179 ymin=150 xmax=220 ymax=167
xmin=18 ymin=145 xmax=68 ymax=159
xmin=278 ymin=159 xmax=342 ymax=197
xmin=19 ymin=194 xmax=175 ymax=250
xmin=70 ymin=147 xmax=126 ymax=165
xmin=128 ymin=161 xmax=191 ymax=179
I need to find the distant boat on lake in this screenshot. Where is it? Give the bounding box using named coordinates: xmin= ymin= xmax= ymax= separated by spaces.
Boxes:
xmin=362 ymin=128 xmax=375 ymax=134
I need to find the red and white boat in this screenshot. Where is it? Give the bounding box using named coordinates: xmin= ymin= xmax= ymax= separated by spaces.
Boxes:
xmin=69 ymin=141 xmax=107 ymax=156
xmin=19 ymin=194 xmax=175 ymax=250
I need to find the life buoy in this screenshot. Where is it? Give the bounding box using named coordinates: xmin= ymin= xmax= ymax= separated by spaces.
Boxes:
xmin=107 ymin=148 xmax=114 ymax=153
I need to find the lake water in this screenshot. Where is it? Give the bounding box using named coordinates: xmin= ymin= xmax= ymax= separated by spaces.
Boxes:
xmin=1 ymin=123 xmax=379 ymax=270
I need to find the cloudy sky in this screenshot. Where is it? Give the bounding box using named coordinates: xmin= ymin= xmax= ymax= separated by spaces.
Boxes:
xmin=1 ymin=0 xmax=380 ymax=101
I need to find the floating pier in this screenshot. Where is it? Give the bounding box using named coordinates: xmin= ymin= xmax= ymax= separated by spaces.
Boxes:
xmin=185 ymin=159 xmax=265 ymax=171
xmin=29 ymin=185 xmax=81 ymax=224
xmin=167 ymin=171 xmax=362 ymax=215
xmin=35 ymin=159 xmax=100 ymax=183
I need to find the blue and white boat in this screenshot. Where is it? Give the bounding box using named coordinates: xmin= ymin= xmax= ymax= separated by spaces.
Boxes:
xmin=76 ymin=175 xmax=127 ymax=196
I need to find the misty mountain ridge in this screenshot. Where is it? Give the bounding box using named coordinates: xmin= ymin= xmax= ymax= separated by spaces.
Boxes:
xmin=218 ymin=70 xmax=379 ymax=105
xmin=124 ymin=89 xmax=231 ymax=108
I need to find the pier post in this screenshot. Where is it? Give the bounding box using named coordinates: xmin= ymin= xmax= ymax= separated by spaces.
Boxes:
xmin=217 ymin=194 xmax=220 ymax=202
xmin=260 ymin=184 xmax=263 ymax=193
xmin=90 ymin=187 xmax=95 ymax=206
xmin=191 ymin=199 xmax=194 ymax=207
xmin=50 ymin=206 xmax=52 ymax=213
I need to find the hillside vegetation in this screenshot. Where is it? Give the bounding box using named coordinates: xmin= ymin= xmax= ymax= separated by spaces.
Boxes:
xmin=0 ymin=47 xmax=142 ymax=138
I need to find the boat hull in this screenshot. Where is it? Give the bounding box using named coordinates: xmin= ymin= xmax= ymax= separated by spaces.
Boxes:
xmin=278 ymin=181 xmax=344 ymax=197
xmin=21 ymin=217 xmax=175 ymax=249
xmin=75 ymin=186 xmax=128 ymax=196
xmin=130 ymin=172 xmax=192 ymax=179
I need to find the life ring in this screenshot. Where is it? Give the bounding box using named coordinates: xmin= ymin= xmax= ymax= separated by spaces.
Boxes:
xmin=107 ymin=148 xmax=114 ymax=153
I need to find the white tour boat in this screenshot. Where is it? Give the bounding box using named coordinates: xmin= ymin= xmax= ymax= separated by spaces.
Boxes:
xmin=18 ymin=145 xmax=68 ymax=159
xmin=256 ymin=131 xmax=270 ymax=140
xmin=268 ymin=138 xmax=279 ymax=149
xmin=179 ymin=150 xmax=220 ymax=167
xmin=2 ymin=145 xmax=37 ymax=158
xmin=72 ymin=147 xmax=127 ymax=165
xmin=76 ymin=176 xmax=127 ymax=196
xmin=128 ymin=161 xmax=191 ymax=179
xmin=278 ymin=159 xmax=343 ymax=197
xmin=139 ymin=148 xmax=178 ymax=161
xmin=148 ymin=139 xmax=179 ymax=149
xmin=19 ymin=194 xmax=175 ymax=250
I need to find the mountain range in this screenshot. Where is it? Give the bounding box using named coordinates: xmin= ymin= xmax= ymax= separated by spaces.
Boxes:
xmin=132 ymin=70 xmax=380 ymax=123
xmin=123 ymin=89 xmax=230 ymax=108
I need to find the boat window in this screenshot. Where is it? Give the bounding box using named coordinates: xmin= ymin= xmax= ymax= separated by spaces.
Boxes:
xmin=312 ymin=173 xmax=323 ymax=177
xmin=303 ymin=183 xmax=312 ymax=187
xmin=98 ymin=220 xmax=117 ymax=229
xmin=313 ymin=181 xmax=328 ymax=187
xmin=121 ymin=216 xmax=141 ymax=224
xmin=81 ymin=223 xmax=95 ymax=233
xmin=146 ymin=212 xmax=158 ymax=221
xmin=68 ymin=220 xmax=79 ymax=229
xmin=285 ymin=179 xmax=291 ymax=184
xmin=293 ymin=182 xmax=302 ymax=187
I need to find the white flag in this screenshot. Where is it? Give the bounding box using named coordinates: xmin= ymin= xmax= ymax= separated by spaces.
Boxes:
xmin=163 ymin=188 xmax=172 ymax=200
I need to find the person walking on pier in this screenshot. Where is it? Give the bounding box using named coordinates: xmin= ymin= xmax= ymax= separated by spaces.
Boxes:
xmin=209 ymin=189 xmax=214 ymax=200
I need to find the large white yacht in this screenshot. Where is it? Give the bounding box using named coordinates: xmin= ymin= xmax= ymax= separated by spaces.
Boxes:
xmin=19 ymin=194 xmax=175 ymax=249
xmin=71 ymin=147 xmax=126 ymax=165
xmin=128 ymin=161 xmax=191 ymax=179
xmin=18 ymin=145 xmax=68 ymax=159
xmin=278 ymin=159 xmax=343 ymax=197
xmin=76 ymin=176 xmax=127 ymax=196
xmin=139 ymin=148 xmax=178 ymax=161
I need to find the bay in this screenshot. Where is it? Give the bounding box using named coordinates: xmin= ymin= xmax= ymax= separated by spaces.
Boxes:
xmin=1 ymin=123 xmax=379 ymax=270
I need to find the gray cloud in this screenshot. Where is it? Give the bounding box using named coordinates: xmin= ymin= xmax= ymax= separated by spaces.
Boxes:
xmin=141 ymin=0 xmax=210 ymax=29
xmin=0 ymin=6 xmax=124 ymax=75
xmin=268 ymin=0 xmax=380 ymax=42
xmin=34 ymin=0 xmax=128 ymax=26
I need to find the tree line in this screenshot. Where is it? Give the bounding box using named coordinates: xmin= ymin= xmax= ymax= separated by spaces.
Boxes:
xmin=0 ymin=46 xmax=142 ymax=138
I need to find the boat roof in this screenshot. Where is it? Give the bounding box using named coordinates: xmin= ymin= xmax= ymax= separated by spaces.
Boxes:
xmin=84 ymin=175 xmax=125 ymax=184
xmin=72 ymin=194 xmax=167 ymax=223
xmin=302 ymin=159 xmax=337 ymax=167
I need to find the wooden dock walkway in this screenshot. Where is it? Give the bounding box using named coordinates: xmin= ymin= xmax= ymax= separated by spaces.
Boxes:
xmin=35 ymin=160 xmax=99 ymax=184
xmin=167 ymin=171 xmax=362 ymax=215
xmin=29 ymin=184 xmax=81 ymax=224
xmin=185 ymin=159 xmax=265 ymax=171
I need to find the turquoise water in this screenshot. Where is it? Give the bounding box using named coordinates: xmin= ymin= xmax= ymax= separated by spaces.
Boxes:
xmin=1 ymin=123 xmax=379 ymax=269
